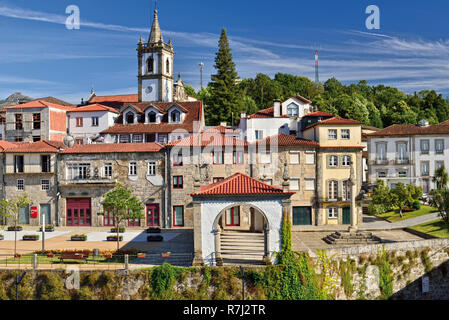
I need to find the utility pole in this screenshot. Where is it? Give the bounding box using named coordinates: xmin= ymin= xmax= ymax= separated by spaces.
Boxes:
xmin=315 ymin=50 xmax=319 ymax=83
xmin=199 ymin=62 xmax=204 ymax=90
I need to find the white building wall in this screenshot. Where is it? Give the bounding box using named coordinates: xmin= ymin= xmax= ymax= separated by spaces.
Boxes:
xmin=68 ymin=111 xmax=117 ymax=144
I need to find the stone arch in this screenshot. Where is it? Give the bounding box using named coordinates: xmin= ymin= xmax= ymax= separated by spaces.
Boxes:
xmin=212 ymin=202 xmax=270 ymax=231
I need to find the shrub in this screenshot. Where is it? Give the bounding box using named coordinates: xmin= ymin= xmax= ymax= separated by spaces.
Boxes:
xmin=23 ymin=234 xmax=39 ymax=241
xmin=71 ymin=234 xmax=87 ymax=241
xmin=412 ymin=200 xmax=421 ymax=210
xmin=8 ymin=226 xmax=22 ymax=231
xmin=368 ymin=203 xmax=387 ymax=215
xmin=107 ymin=235 xmax=123 ymax=242
xmin=110 ymin=227 xmax=125 ymax=233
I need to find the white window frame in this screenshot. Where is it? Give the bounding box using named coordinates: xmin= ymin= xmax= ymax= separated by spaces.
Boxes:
xmin=328 ymin=207 xmax=338 ymax=219
xmin=41 ymin=179 xmax=50 ymax=191
xmin=328 ymin=129 xmax=338 ymax=140
xmin=305 ymin=152 xmax=315 ymax=165
xmin=104 ymin=163 xmax=113 ymax=178
xmin=91 ymin=117 xmax=99 ymax=127
xmin=420 ymin=140 xmax=430 ymax=154
xmin=305 ymin=178 xmax=315 ymax=191
xmin=289 ymin=152 xmax=300 ymax=165
xmin=378 ymin=171 xmax=387 ymax=178
xmin=328 ymin=181 xmax=338 ymax=201
xmin=147 ymin=161 xmax=156 ymax=176
xmin=342 ymin=155 xmax=351 ymax=167
xmin=128 ymin=162 xmax=138 ymax=176
xmin=328 ymin=155 xmax=338 ymax=167
xmin=435 ymin=139 xmax=444 ymax=154
xmin=341 ymin=129 xmax=350 ymax=140
xmin=17 ymin=179 xmax=24 ymax=191
xmin=255 ymin=130 xmax=264 ymax=140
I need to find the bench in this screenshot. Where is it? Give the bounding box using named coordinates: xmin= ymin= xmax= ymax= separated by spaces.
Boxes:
xmin=59 ymin=253 xmax=88 ymax=263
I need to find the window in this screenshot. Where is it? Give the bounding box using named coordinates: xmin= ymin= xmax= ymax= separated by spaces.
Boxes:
xmin=213 ymin=177 xmax=224 ymax=184
xmin=328 ymin=129 xmax=337 ymax=140
xmin=17 ymin=179 xmax=24 ymax=191
xmin=158 ymin=134 xmax=168 ymax=144
xmin=328 ymin=181 xmax=338 ymax=201
xmin=343 ymin=181 xmax=351 ymax=201
xmin=421 ymin=140 xmax=430 ymax=154
xmin=421 ymin=161 xmax=430 ymax=176
xmin=265 ymin=179 xmax=273 ymax=186
xmin=233 ymin=151 xmax=244 ymax=164
xmin=341 ymin=129 xmax=350 ymax=140
xmin=328 ymin=207 xmax=338 ymax=219
xmin=287 ymin=103 xmax=299 ymax=117
xmin=15 ymin=137 xmax=23 ymax=142
xmin=119 ymin=134 xmax=131 ymax=143
xmin=41 ymin=155 xmax=51 ymax=173
xmin=129 ymin=162 xmax=137 ymax=176
xmin=147 ymin=56 xmax=154 ymax=73
xmin=91 ymin=117 xmax=99 ymax=127
xmin=76 ymin=117 xmax=83 ymax=127
xmin=378 ymin=171 xmax=387 ymax=178
xmin=397 ymin=143 xmax=408 ymax=162
xmin=255 ymin=130 xmax=264 ymax=140
xmin=147 ymin=162 xmax=156 ymax=176
xmin=173 ymin=176 xmax=183 ymax=189
xmin=104 ymin=163 xmax=113 ymax=178
xmin=41 ymin=179 xmax=50 ymax=191
xmin=166 ymin=58 xmax=170 ymax=75
xmin=15 ymin=114 xmax=23 ymax=130
xmin=126 ymin=112 xmax=135 ymax=124
xmin=75 ymin=138 xmax=83 ymax=145
xmin=290 ymin=152 xmax=300 ymax=165
xmin=148 ymin=111 xmax=157 ymax=123
xmin=104 ymin=211 xmax=115 ymax=227
xmin=305 ymin=152 xmax=315 ymax=164
xmin=173 ymin=152 xmax=183 ymax=166
xmin=342 ymin=155 xmax=352 ymax=167
xmin=328 ymin=155 xmax=338 ymax=167
xmin=436 ymin=139 xmax=444 ymax=154
xmin=213 ymin=151 xmax=224 ymax=165
xmin=132 ymin=134 xmax=143 ymax=143
xmin=398 ymin=171 xmax=407 ymax=178
xmin=305 ymin=179 xmax=315 ymax=191
xmin=14 ymin=155 xmax=24 ymax=173
xmin=67 ymin=164 xmax=90 ymax=180
xmin=290 ymin=178 xmax=300 ymax=191
xmin=33 ymin=136 xmax=41 ymax=142
xmin=171 ymin=110 xmax=181 ymax=123
xmin=173 ymin=206 xmax=184 ymax=227
xmin=376 ymin=143 xmax=387 ymax=161
xmin=436 ymin=161 xmax=445 ymax=170
xmin=33 ymin=113 xmax=41 ymax=130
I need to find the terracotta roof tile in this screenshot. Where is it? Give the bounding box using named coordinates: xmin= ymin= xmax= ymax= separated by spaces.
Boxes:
xmin=252 ymin=133 xmax=319 ymax=147
xmin=304 ymin=111 xmax=334 ymax=117
xmin=4 ymin=100 xmax=74 ymax=111
xmin=0 ymin=140 xmax=17 ymax=151
xmin=441 ymin=120 xmax=449 ymax=126
xmin=89 ymin=94 xmax=139 ymax=104
xmin=167 ymin=128 xmax=247 ymax=147
xmin=68 ymin=104 xmax=119 ymax=114
xmin=368 ymin=124 xmax=449 ymax=137
xmin=3 ymin=140 xmax=67 ymax=153
xmin=248 ymin=107 xmax=289 ymax=119
xmin=101 ymin=101 xmax=203 ymax=134
xmin=303 ymin=117 xmax=361 ymax=130
xmin=35 ymin=97 xmax=74 ymax=107
xmin=61 ymin=143 xmax=163 ymax=154
xmin=190 ymin=173 xmax=294 ymax=196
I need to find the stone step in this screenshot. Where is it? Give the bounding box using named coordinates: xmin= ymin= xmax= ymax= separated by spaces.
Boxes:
xmin=223 ymin=259 xmax=266 ymax=266
xmin=221 ymin=244 xmax=265 ymax=250
xmin=220 ymin=253 xmax=265 ymax=260
xmin=221 ymin=234 xmax=264 ymax=239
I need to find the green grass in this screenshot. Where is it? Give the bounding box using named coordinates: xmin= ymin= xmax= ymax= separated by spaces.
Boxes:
xmin=409 ymin=219 xmax=449 ymax=238
xmin=0 ymin=254 xmax=132 ymax=265
xmin=378 ymin=205 xmax=438 ymax=222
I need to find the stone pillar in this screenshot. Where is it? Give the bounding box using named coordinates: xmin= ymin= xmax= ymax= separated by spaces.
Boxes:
xmin=349 ymin=160 xmax=358 ymax=233
xmin=263 ymin=224 xmax=270 ymax=259
xmin=214 ymin=226 xmax=223 ymax=266
xmin=192 ymin=199 xmax=204 ymax=266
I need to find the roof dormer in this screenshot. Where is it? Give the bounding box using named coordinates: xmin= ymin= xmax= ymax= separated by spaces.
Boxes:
xmin=167 ymin=104 xmax=187 ymax=124
xmin=121 ymin=105 xmax=140 ymax=125
xmin=144 ymin=105 xmax=163 ymax=124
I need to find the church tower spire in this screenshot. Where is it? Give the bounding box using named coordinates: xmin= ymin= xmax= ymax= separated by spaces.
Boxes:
xmin=149 ymin=9 xmax=163 ymax=43
xmin=137 ymin=8 xmax=174 ymax=103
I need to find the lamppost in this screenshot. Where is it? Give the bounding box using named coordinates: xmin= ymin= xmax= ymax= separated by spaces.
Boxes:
xmin=41 ymin=213 xmax=45 ymax=251
xmin=348 ymin=160 xmax=358 ymax=233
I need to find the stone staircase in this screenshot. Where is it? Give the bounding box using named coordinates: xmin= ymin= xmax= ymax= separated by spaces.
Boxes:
xmin=220 ymin=231 xmax=266 ymax=266
xmin=323 ymin=231 xmax=382 ymax=245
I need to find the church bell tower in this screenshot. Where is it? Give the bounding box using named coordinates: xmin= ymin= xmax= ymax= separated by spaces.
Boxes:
xmin=137 ymin=10 xmax=174 ymax=102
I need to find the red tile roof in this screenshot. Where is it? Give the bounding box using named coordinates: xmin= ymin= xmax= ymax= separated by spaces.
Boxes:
xmin=203 ymin=126 xmax=240 ymax=134
xmin=167 ymin=128 xmax=247 ymax=147
xmin=441 ymin=120 xmax=449 ymax=126
xmin=60 ymin=143 xmax=163 ymax=154
xmin=248 ymin=107 xmax=289 ymax=119
xmin=252 ymin=133 xmax=319 ymax=147
xmin=367 ymin=124 xmax=449 ymax=137
xmin=101 ymin=101 xmax=203 ymax=134
xmin=304 ymin=117 xmax=361 ymax=130
xmin=190 ymin=173 xmax=294 ymax=196
xmin=35 ymin=97 xmax=74 ymax=107
xmin=68 ymin=104 xmax=119 ymax=114
xmin=2 ymin=140 xmax=67 ymax=153
xmin=0 ymin=140 xmax=17 ymax=151
xmin=4 ymin=100 xmax=74 ymax=111
xmin=89 ymin=94 xmax=139 ymax=104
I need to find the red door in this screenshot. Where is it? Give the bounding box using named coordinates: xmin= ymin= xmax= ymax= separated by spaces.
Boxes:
xmin=225 ymin=207 xmax=240 ymax=227
xmin=66 ymin=198 xmax=92 ymax=226
xmin=146 ymin=204 xmax=160 ymax=227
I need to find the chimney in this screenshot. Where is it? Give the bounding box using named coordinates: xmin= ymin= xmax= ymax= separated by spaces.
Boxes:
xmin=220 ymin=122 xmax=227 ymax=127
xmin=240 ymin=112 xmax=247 ymax=119
xmin=273 ymin=99 xmax=281 ymax=117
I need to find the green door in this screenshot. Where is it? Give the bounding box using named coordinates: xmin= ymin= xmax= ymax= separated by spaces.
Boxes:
xmin=293 ymin=207 xmax=312 ymax=226
xmin=40 ymin=204 xmax=51 ymax=225
xmin=343 ymin=207 xmax=351 ymax=225
xmin=18 ymin=206 xmax=30 ymax=225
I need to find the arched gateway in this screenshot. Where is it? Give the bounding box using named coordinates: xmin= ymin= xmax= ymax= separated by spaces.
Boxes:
xmin=190 ymin=173 xmax=294 ymax=266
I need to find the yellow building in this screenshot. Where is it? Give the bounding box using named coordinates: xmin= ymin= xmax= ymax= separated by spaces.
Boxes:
xmin=302 ymin=117 xmax=364 ymax=226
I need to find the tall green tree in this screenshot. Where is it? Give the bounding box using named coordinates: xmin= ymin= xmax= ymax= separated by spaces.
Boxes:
xmin=99 ymin=184 xmax=145 ymax=251
xmin=207 ymin=28 xmax=240 ymax=126
xmin=433 ymin=166 xmax=449 ymax=190
xmin=0 ymin=194 xmax=32 ymax=256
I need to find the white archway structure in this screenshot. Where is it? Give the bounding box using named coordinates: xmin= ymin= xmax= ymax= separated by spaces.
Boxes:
xmin=190 ymin=173 xmax=293 ymax=266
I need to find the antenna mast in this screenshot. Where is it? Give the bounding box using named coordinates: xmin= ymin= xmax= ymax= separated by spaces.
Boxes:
xmin=315 ymin=50 xmax=319 ymax=83
xmin=199 ymin=62 xmax=204 ymax=90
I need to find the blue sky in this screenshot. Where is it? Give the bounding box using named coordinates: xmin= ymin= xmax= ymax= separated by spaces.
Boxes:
xmin=1 ymin=0 xmax=449 ymax=103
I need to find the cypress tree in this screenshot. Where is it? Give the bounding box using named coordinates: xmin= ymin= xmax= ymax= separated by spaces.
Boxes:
xmin=207 ymin=28 xmax=240 ymax=126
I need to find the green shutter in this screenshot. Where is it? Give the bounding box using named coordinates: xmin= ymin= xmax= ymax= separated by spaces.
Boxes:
xmin=293 ymin=207 xmax=312 ymax=226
